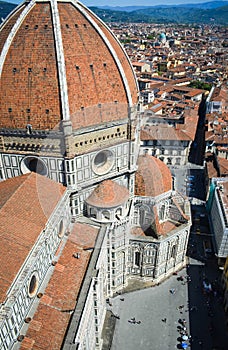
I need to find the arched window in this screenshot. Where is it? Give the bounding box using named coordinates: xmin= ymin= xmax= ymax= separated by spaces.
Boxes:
xmin=134 ymin=251 xmax=140 ymax=267
xmin=115 ymin=208 xmax=122 ymax=216
xmin=171 ymin=245 xmax=176 ymax=258
xmin=160 ymin=204 xmax=165 ymax=220
xmin=176 ymin=157 xmax=181 ymax=165
xmin=102 ymin=210 xmax=110 ymax=220
xmin=167 ymin=157 xmax=172 ymax=165
xmin=90 ymin=208 xmax=96 ymax=218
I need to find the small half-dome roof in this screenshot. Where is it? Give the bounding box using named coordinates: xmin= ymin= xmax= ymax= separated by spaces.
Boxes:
xmin=86 ymin=180 xmax=129 ymax=208
xmin=135 ymin=154 xmax=172 ymax=197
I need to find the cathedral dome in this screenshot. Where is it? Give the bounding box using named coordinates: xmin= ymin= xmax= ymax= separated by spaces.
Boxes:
xmin=135 ymin=154 xmax=172 ymax=197
xmin=0 ymin=0 xmax=138 ymax=131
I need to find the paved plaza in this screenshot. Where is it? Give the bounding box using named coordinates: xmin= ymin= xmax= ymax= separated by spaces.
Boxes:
xmin=110 ymin=273 xmax=190 ymax=350
xmin=102 ymin=226 xmax=228 ymax=350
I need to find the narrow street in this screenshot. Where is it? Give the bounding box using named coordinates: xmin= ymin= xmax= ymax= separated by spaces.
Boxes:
xmin=187 ymin=203 xmax=228 ymax=349
xmin=188 ymin=98 xmax=206 ymax=167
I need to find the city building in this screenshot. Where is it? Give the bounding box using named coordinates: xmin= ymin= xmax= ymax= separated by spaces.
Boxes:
xmin=139 ymin=107 xmax=198 ymax=166
xmin=207 ymin=178 xmax=228 ymax=266
xmin=0 ymin=1 xmax=191 ymax=349
xmin=205 ymin=85 xmax=228 ymax=160
xmin=205 ymin=85 xmax=228 ymax=186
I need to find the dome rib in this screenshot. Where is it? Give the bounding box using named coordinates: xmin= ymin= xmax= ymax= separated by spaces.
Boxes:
xmin=52 ymin=0 xmax=70 ymax=122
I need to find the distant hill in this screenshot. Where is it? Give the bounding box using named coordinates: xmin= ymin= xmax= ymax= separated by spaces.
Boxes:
xmin=131 ymin=4 xmax=228 ymax=25
xmin=0 ymin=1 xmax=227 ymax=25
xmin=91 ymin=5 xmax=228 ymax=25
xmin=100 ymin=1 xmax=228 ymax=12
xmin=176 ymin=0 xmax=228 ymax=8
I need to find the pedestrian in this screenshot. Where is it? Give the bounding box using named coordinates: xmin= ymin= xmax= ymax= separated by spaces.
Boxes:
xmin=198 ymin=340 xmax=203 ymax=347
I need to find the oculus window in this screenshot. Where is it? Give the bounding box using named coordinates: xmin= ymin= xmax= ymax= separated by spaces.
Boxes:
xmin=92 ymin=150 xmax=114 ymax=175
xmin=21 ymin=156 xmax=48 ymax=176
xmin=28 ymin=271 xmax=39 ymax=298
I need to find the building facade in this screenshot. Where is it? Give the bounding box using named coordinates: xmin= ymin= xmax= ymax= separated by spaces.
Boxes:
xmin=207 ymin=178 xmax=228 ymax=265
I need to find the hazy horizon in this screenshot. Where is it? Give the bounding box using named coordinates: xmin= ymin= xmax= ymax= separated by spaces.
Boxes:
xmin=5 ymin=0 xmax=227 ymax=7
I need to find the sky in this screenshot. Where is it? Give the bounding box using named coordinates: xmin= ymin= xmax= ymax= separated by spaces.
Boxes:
xmin=6 ymin=0 xmax=220 ymax=7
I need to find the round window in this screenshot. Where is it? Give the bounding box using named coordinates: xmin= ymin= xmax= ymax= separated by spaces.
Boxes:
xmin=21 ymin=156 xmax=48 ymax=176
xmin=94 ymin=152 xmax=107 ymax=167
xmin=92 ymin=150 xmax=114 ymax=175
xmin=28 ymin=272 xmax=39 ymax=298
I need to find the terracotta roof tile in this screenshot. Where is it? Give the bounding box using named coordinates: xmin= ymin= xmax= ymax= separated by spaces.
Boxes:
xmin=218 ymin=157 xmax=228 ymax=175
xmin=19 ymin=337 xmax=35 ymax=350
xmin=86 ymin=180 xmax=129 ymax=208
xmin=20 ymin=223 xmax=99 ymax=350
xmin=158 ymin=220 xmax=177 ymax=235
xmin=69 ymin=222 xmax=99 ymax=249
xmin=21 ymin=307 xmax=70 ymax=350
xmin=29 ymin=320 xmax=42 ymax=333
xmin=135 ymin=154 xmax=172 ymax=197
xmin=179 ymin=108 xmax=199 ymax=141
xmin=0 ymin=173 xmax=66 ymax=303
xmin=141 ymin=124 xmax=192 ymax=141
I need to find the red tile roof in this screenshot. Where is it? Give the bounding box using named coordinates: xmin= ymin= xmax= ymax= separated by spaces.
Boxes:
xmin=206 ymin=153 xmax=228 ymax=178
xmin=20 ymin=223 xmax=99 ymax=350
xmin=86 ymin=180 xmax=129 ymax=208
xmin=135 ymin=154 xmax=172 ymax=197
xmin=218 ymin=157 xmax=228 ymax=176
xmin=179 ymin=108 xmax=199 ymax=141
xmin=141 ymin=124 xmax=192 ymax=141
xmin=0 ymin=173 xmax=66 ymax=303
